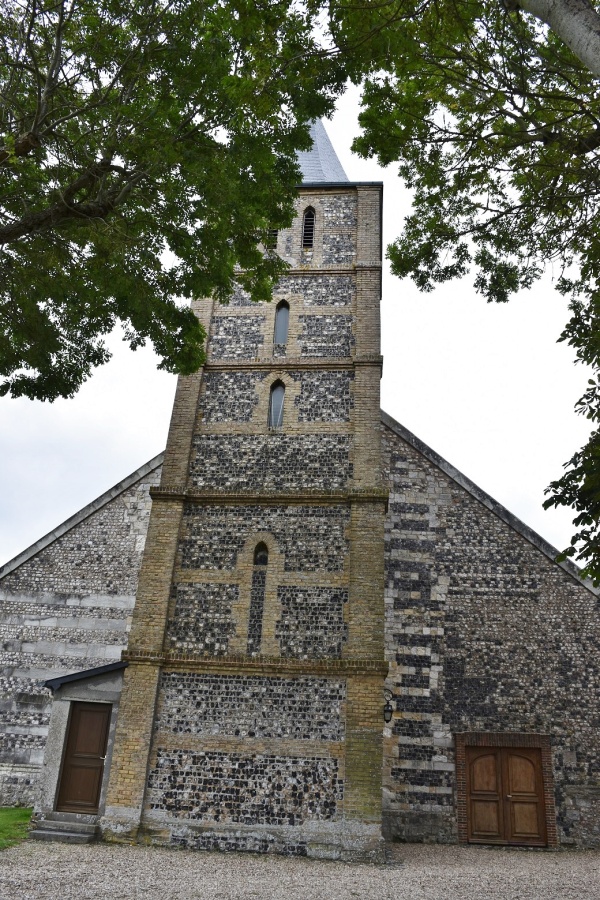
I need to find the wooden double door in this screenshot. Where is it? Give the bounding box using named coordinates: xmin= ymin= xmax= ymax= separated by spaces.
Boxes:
xmin=466 ymin=746 xmax=547 ymax=846
xmin=56 ymin=702 xmax=111 ymax=814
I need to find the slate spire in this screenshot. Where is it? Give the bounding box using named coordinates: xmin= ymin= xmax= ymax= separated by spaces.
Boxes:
xmin=297 ymin=119 xmax=349 ymax=183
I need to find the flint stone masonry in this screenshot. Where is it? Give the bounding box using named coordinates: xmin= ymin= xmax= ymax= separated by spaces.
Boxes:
xmin=189 ymin=434 xmax=352 ymax=492
xmin=382 ymin=421 xmax=600 ymax=849
xmin=0 ymin=732 xmax=45 ymax=763
xmin=199 ymin=372 xmax=259 ymax=423
xmin=322 ymin=234 xmax=355 ymax=267
xmin=197 ymin=371 xmax=354 ymax=425
xmin=178 ymin=504 xmax=349 ymax=572
xmin=295 ymin=371 xmax=354 ymax=422
xmin=0 ymin=461 xmax=161 ymax=805
xmin=276 ymin=587 xmax=348 ymax=659
xmin=275 ymin=274 xmax=354 ymax=307
xmin=208 ymin=315 xmax=265 ymax=359
xmin=0 ymin=709 xmax=48 ymax=728
xmin=147 ymin=751 xmax=343 ymax=825
xmin=167 ymin=583 xmax=237 ymax=655
xmin=156 ymin=673 xmax=346 ymax=742
xmin=227 ymin=276 xmax=356 ymax=308
xmin=170 ymin=829 xmax=308 ymax=855
xmin=228 ymin=285 xmax=254 ymax=306
xmin=322 ymin=196 xmax=358 ymax=227
xmin=298 ymin=315 xmax=355 ymax=358
xmin=0 ymin=467 xmax=159 ymax=596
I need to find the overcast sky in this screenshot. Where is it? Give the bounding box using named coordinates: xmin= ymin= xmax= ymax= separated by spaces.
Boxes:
xmin=0 ymin=87 xmax=592 ymax=569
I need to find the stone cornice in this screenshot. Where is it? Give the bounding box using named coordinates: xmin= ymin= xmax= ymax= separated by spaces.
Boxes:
xmin=150 ymin=486 xmax=389 ymax=507
xmin=204 ymin=354 xmax=383 ymax=372
xmin=123 ymin=649 xmax=389 ymax=677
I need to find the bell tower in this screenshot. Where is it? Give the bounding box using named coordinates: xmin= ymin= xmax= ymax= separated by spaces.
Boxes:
xmin=101 ymin=121 xmax=388 ymax=860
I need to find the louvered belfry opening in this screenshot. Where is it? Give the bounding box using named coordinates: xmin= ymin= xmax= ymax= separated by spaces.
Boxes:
xmin=302 ymin=207 xmax=315 ymax=248
xmin=265 ymin=228 xmax=278 ymax=250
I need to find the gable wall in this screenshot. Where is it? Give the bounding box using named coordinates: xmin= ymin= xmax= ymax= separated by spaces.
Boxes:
xmin=0 ymin=463 xmax=161 ymax=805
xmin=3 ymin=421 xmax=600 ymax=848
xmin=382 ymin=424 xmax=600 ymax=848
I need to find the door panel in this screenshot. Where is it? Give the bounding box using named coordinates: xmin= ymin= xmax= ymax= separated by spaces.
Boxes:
xmin=504 ymin=749 xmax=546 ymax=845
xmin=471 ymin=800 xmax=502 ymax=838
xmin=507 ymin=753 xmax=536 ymax=794
xmin=466 ymin=745 xmax=547 ymax=846
xmin=511 ymin=801 xmax=542 ymax=838
xmin=56 ymin=702 xmax=111 ymax=813
xmin=467 ymin=750 xmax=503 ymax=842
xmin=472 ymin=753 xmax=500 ymax=792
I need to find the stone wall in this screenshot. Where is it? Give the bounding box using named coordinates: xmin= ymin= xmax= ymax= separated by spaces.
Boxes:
xmin=275 ymin=274 xmax=354 ymax=307
xmin=298 ymin=315 xmax=354 ymax=358
xmin=167 ymin=583 xmax=238 ymax=654
xmin=276 ymin=587 xmax=348 ymax=659
xmin=381 ymin=420 xmax=600 ymax=849
xmin=156 ymin=673 xmax=345 ymax=741
xmin=178 ymin=504 xmax=350 ymax=572
xmin=189 ymin=434 xmax=352 ymax=492
xmin=98 ymin=183 xmax=387 ymax=861
xmin=198 ymin=370 xmax=354 ymax=424
xmin=0 ymin=459 xmax=162 ymax=805
xmin=146 ymin=751 xmax=343 ymax=825
xmin=208 ymin=315 xmax=266 ymax=360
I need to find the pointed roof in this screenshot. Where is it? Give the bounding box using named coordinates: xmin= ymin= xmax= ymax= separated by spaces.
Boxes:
xmin=297 ymin=120 xmax=349 ymax=184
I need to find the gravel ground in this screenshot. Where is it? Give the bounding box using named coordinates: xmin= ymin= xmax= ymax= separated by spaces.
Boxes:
xmin=2 ymin=840 xmax=600 ymax=900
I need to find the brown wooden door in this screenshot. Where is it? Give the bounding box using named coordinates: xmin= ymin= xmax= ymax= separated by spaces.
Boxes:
xmin=466 ymin=746 xmax=547 ymax=846
xmin=56 ymin=702 xmax=111 ymax=813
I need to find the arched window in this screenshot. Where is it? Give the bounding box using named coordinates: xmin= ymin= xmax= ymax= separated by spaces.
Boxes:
xmin=248 ymin=542 xmax=268 ymax=655
xmin=273 ymin=301 xmax=289 ymax=345
xmin=302 ymin=207 xmax=315 ymax=249
xmin=253 ymin=542 xmax=269 ymax=566
xmin=268 ymin=381 xmax=285 ymax=428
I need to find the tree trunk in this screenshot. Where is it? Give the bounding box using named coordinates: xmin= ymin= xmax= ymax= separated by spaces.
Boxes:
xmin=518 ymin=0 xmax=600 ymax=79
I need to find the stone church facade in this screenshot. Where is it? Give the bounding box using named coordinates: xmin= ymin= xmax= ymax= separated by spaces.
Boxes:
xmin=1 ymin=122 xmax=599 ymax=856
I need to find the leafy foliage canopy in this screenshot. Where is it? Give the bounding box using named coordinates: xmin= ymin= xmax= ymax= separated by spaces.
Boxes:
xmin=0 ymin=0 xmax=343 ymax=399
xmin=335 ymin=0 xmax=600 ymax=581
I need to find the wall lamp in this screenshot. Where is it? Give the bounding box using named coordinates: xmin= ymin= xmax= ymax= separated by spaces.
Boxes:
xmin=383 ymin=689 xmax=393 ymax=724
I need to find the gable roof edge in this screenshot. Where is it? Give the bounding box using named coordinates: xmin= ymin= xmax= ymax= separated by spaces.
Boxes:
xmin=44 ymin=660 xmax=128 ymax=694
xmin=381 ymin=410 xmax=598 ymax=596
xmin=0 ymin=452 xmax=164 ymax=581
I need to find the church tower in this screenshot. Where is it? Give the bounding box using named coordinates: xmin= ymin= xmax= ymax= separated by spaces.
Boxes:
xmin=101 ymin=122 xmax=388 ymax=859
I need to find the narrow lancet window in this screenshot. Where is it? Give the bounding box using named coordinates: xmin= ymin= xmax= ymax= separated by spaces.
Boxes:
xmin=268 ymin=381 xmax=285 ymax=428
xmin=302 ymin=207 xmax=315 ymax=249
xmin=247 ymin=542 xmax=268 ymax=655
xmin=254 ymin=542 xmax=268 ymax=566
xmin=274 ymin=301 xmax=289 ymax=345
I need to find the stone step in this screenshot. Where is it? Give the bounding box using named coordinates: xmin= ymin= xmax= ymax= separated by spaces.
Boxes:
xmin=32 ymin=819 xmax=98 ymax=835
xmin=43 ymin=810 xmax=97 ymax=825
xmin=30 ymin=829 xmax=97 ymax=844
